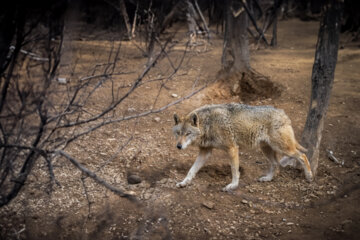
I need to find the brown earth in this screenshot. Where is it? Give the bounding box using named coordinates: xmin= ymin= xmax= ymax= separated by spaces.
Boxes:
xmin=1 ymin=18 xmax=360 ymax=240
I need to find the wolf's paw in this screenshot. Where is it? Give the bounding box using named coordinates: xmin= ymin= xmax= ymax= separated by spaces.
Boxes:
xmin=258 ymin=175 xmax=273 ymax=182
xmin=176 ymin=179 xmax=190 ymax=188
xmin=222 ymin=183 xmax=238 ymax=192
xmin=305 ymin=172 xmax=314 ymax=182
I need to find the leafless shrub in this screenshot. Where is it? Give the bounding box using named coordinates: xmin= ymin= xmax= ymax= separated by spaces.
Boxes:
xmin=0 ymin=5 xmax=206 ymax=208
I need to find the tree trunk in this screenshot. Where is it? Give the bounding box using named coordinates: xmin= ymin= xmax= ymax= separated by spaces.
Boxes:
xmin=0 ymin=5 xmax=16 ymax=75
xmin=300 ymin=0 xmax=343 ymax=176
xmin=222 ymin=0 xmax=250 ymax=72
xmin=220 ymin=0 xmax=283 ymax=102
xmin=119 ymin=0 xmax=132 ymax=40
xmin=271 ymin=0 xmax=280 ymax=46
xmin=187 ymin=0 xmax=198 ymax=44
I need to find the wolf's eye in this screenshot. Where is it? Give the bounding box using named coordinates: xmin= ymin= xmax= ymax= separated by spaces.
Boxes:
xmin=185 ymin=131 xmax=191 ymax=136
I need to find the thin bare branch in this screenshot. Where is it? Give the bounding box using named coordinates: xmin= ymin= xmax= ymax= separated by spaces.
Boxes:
xmin=56 ymin=150 xmax=137 ymax=202
xmin=61 ymin=84 xmax=206 ymax=149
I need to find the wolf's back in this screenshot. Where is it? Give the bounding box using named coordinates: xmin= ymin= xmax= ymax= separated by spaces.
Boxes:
xmin=192 ymin=103 xmax=292 ymax=148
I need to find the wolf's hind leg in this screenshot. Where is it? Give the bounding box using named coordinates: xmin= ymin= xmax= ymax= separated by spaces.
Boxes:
xmin=259 ymin=143 xmax=279 ymax=182
xmin=292 ymin=152 xmax=313 ymax=182
xmin=279 ymin=150 xmax=313 ymax=182
xmin=176 ymin=148 xmax=212 ymax=188
xmin=223 ymin=146 xmax=240 ymax=192
xmin=270 ymin=126 xmax=313 ymax=182
xmin=279 ymin=156 xmax=297 ymax=167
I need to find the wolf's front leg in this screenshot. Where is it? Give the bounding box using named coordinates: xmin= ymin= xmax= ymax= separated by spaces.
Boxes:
xmin=223 ymin=146 xmax=240 ymax=192
xmin=176 ymin=148 xmax=211 ymax=188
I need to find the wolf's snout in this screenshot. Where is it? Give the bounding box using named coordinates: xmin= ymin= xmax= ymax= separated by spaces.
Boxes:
xmin=176 ymin=143 xmax=182 ymax=149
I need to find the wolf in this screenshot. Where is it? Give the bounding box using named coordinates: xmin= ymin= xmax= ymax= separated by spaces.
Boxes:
xmin=172 ymin=103 xmax=313 ymax=192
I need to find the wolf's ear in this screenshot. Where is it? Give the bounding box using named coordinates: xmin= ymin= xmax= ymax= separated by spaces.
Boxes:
xmin=174 ymin=114 xmax=181 ymax=125
xmin=190 ymin=113 xmax=198 ymax=127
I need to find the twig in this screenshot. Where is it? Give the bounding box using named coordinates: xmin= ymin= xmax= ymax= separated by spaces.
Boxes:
xmin=326 ymin=150 xmax=344 ymax=165
xmin=80 ymin=176 xmax=92 ymax=218
xmin=45 ymin=156 xmax=61 ymax=191
xmin=9 ymin=45 xmax=49 ymax=61
xmin=94 ymin=135 xmax=134 ymax=173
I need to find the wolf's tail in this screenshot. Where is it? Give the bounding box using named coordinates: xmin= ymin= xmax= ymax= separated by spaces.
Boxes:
xmin=296 ymin=142 xmax=307 ymax=153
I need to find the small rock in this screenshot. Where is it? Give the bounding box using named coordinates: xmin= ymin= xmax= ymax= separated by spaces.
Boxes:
xmin=127 ymin=174 xmax=142 ymax=184
xmin=309 ymin=193 xmax=318 ymax=198
xmin=241 ymin=199 xmax=248 ymax=204
xmin=265 ymin=209 xmax=274 ymax=214
xmin=286 ymin=222 xmax=294 ymax=226
xmin=202 ymin=201 xmax=215 ymax=209
xmin=341 ymin=219 xmax=352 ymax=225
xmin=143 ymin=193 xmax=152 ymax=200
xmin=171 ymin=93 xmax=178 ymax=98
xmin=159 ymin=178 xmax=167 ymax=184
xmin=154 ymin=117 xmax=161 ymax=122
xmin=125 ymin=190 xmax=136 ymax=196
xmin=147 ymin=188 xmax=155 ymax=193
xmin=57 ymin=77 xmax=67 ymax=84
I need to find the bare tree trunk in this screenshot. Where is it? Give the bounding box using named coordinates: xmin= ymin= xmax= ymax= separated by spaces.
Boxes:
xmin=271 ymin=11 xmax=277 ymax=46
xmin=300 ymin=0 xmax=343 ymax=176
xmin=271 ymin=0 xmax=279 ymax=46
xmin=220 ymin=0 xmax=283 ymax=102
xmin=187 ymin=0 xmax=198 ymax=44
xmin=119 ymin=0 xmax=132 ymax=40
xmin=0 ymin=5 xmax=16 ymax=75
xmin=222 ymin=0 xmax=249 ymax=72
xmin=194 ymin=0 xmax=211 ymax=39
xmin=160 ymin=1 xmax=187 ymax=33
xmin=131 ymin=1 xmax=139 ymax=39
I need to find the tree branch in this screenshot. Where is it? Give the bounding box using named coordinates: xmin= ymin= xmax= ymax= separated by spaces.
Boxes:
xmin=56 ymin=150 xmax=138 ymax=202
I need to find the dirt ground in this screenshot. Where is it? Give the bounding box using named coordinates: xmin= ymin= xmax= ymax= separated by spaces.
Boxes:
xmin=1 ymin=18 xmax=360 ymax=240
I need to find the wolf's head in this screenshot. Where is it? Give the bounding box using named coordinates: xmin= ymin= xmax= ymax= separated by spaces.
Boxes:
xmin=172 ymin=112 xmax=201 ymax=150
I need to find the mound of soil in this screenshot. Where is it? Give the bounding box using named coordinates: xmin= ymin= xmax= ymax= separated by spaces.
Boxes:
xmin=209 ymin=70 xmax=284 ymax=103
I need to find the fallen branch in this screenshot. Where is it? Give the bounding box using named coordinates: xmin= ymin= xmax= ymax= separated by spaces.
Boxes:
xmin=9 ymin=45 xmax=49 ymax=61
xmin=56 ymin=150 xmax=138 ymax=202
